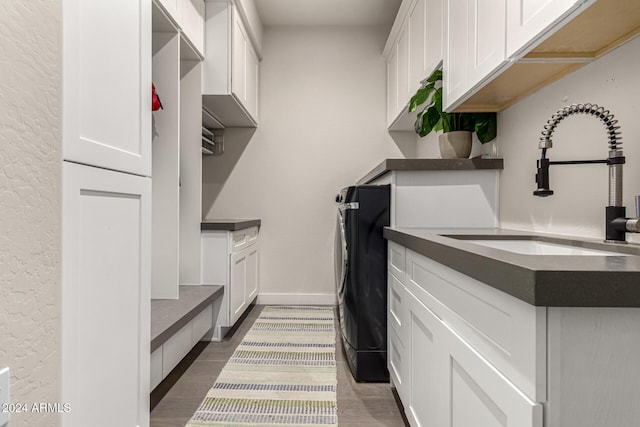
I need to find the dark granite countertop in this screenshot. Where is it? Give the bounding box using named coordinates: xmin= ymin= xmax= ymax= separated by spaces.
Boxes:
xmin=151 ymin=285 xmax=224 ymax=352
xmin=384 ymin=227 xmax=640 ymax=307
xmin=357 ymin=158 xmax=504 ymax=185
xmin=201 ymin=219 xmax=261 ymax=231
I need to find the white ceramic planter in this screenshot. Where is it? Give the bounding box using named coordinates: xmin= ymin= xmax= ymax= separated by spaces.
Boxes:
xmin=438 ymin=131 xmax=472 ymax=158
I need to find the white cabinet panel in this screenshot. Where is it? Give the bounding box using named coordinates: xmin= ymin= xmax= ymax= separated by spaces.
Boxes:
xmin=202 ymin=228 xmax=260 ymax=339
xmin=506 ymin=0 xmax=582 ymax=58
xmin=62 ymin=162 xmax=150 ymax=427
xmin=406 ymin=293 xmax=448 ymax=427
xmin=388 ymin=241 xmax=407 ymax=282
xmin=181 ymin=0 xmax=205 ymax=55
xmin=397 ymin=26 xmax=409 ymax=115
xmin=63 ymin=0 xmax=151 ymax=176
xmin=408 ymin=0 xmax=426 ymax=98
xmin=150 ymin=348 xmax=163 ymax=390
xmin=443 ymin=0 xmax=469 ymax=108
xmin=192 ymin=304 xmax=213 ymax=345
xmin=468 ymin=0 xmax=507 ymax=88
xmin=406 ymin=249 xmax=546 ymax=402
xmin=162 ymin=322 xmax=193 ymax=375
xmin=445 ymin=322 xmax=543 ymax=427
xmin=386 ymin=47 xmax=399 ymax=126
xmin=246 ymin=244 xmax=259 ymax=302
xmin=388 ymin=273 xmax=409 ymax=344
xmin=158 ymin=0 xmax=180 ymax=22
xmin=230 ymin=248 xmax=249 ymax=324
xmin=388 ymin=325 xmax=408 ymax=402
xmin=425 ymin=0 xmax=444 ymax=76
xmin=246 ymin=42 xmax=260 ymax=120
xmin=231 ymin=10 xmax=247 ymax=103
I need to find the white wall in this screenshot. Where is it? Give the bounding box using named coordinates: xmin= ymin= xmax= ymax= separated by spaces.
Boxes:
xmin=0 ymin=1 xmax=62 ymax=426
xmin=498 ymin=36 xmax=640 ymax=243
xmin=202 ymin=26 xmax=410 ymax=303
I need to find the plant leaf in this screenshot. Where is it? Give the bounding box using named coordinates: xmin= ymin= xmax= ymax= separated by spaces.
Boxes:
xmin=460 ymin=114 xmax=475 ymax=132
xmin=473 ymin=112 xmax=498 ymax=143
xmin=425 ymin=69 xmax=443 ymax=83
xmin=409 ymin=83 xmax=435 ymax=112
xmin=414 ymin=109 xmax=425 ymax=134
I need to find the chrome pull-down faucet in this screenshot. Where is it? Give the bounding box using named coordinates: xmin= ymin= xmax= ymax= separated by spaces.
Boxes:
xmin=533 ymin=103 xmax=640 ymax=242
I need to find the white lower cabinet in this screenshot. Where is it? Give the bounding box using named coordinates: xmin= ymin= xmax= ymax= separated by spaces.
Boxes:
xmin=388 ymin=242 xmax=542 ymax=427
xmin=202 ymin=226 xmax=259 ymax=339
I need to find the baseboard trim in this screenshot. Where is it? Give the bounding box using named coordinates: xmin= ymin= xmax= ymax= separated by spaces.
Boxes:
xmin=257 ymin=293 xmax=337 ymax=305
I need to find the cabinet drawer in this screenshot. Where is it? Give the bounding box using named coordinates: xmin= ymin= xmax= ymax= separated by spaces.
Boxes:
xmin=444 ymin=320 xmax=543 ymax=427
xmin=388 ymin=273 xmax=408 ymax=344
xmin=231 ymin=226 xmax=259 ymax=253
xmin=388 ymin=241 xmax=406 ymax=282
xmin=406 ymin=249 xmax=546 ymax=401
xmin=162 ymin=322 xmax=192 ymax=376
xmin=192 ymin=304 xmax=213 ymax=346
xmin=388 ymin=324 xmax=408 ymax=403
xmin=150 ymin=347 xmax=163 ymax=390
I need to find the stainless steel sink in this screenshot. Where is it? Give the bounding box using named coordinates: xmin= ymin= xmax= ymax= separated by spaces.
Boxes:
xmin=446 ymin=235 xmax=632 ymax=256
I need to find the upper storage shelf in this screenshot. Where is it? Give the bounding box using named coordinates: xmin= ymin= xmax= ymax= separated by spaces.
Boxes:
xmin=452 ymin=0 xmax=640 ymax=112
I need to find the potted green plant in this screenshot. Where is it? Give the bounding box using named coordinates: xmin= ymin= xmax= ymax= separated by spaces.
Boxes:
xmin=409 ymin=69 xmax=497 ymax=158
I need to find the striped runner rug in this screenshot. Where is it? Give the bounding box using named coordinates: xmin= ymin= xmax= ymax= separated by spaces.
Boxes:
xmin=185 ymin=306 xmax=338 ymax=427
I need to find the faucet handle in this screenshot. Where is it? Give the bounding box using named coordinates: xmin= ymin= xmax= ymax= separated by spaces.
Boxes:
xmin=635 ymin=195 xmax=640 ymax=217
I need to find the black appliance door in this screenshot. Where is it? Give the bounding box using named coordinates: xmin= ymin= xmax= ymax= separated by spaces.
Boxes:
xmin=335 ymin=207 xmax=348 ymax=328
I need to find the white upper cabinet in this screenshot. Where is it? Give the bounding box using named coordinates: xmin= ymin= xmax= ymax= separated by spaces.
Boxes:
xmin=443 ymin=0 xmax=469 ymax=109
xmin=63 ymin=0 xmax=151 ymax=176
xmin=468 ymin=0 xmax=507 ymax=88
xmin=157 ymin=0 xmax=180 ymax=21
xmin=506 ymin=0 xmax=584 ymax=58
xmin=181 ymin=0 xmax=205 ymax=56
xmin=444 ymin=0 xmax=508 ymax=111
xmin=202 ymin=0 xmax=260 ymax=126
xmin=408 ymin=0 xmax=443 ymax=100
xmin=425 ymin=0 xmax=444 ymax=77
xmin=155 ymin=0 xmax=205 ymax=57
xmin=386 ymin=0 xmax=443 ymax=129
xmin=408 ymin=0 xmax=426 ymax=100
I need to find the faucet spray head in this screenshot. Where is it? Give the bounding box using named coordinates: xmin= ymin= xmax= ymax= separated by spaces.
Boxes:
xmin=534 ymin=151 xmax=554 ymax=197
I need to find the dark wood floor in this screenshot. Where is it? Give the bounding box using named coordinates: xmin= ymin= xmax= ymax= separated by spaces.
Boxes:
xmin=150 ymin=304 xmax=407 ymax=427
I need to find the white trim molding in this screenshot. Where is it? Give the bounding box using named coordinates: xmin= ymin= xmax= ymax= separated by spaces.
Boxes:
xmin=257 ymin=293 xmax=337 ymax=306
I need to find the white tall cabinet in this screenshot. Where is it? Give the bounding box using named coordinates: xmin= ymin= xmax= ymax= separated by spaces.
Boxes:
xmin=62 ymin=0 xmax=151 ymax=426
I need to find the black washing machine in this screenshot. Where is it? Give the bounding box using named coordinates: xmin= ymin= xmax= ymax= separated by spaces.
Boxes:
xmin=335 ymin=185 xmax=390 ymax=382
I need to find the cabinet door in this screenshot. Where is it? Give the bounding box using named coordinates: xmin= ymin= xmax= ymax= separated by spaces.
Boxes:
xmin=506 ymin=0 xmax=583 ymax=58
xmin=444 ymin=321 xmax=543 ymax=427
xmin=62 ymin=161 xmax=151 ymax=427
xmin=231 ymin=9 xmax=248 ymax=106
xmin=245 ymin=42 xmax=260 ymax=121
xmin=388 ymin=325 xmax=409 ymax=403
xmin=230 ymin=246 xmax=249 ymax=325
xmin=443 ymin=0 xmax=469 ymax=109
xmin=63 ymin=0 xmax=151 ymax=176
xmin=396 ymin=26 xmax=409 ymax=117
xmin=406 ymin=292 xmax=448 ymax=427
xmin=468 ymin=0 xmax=507 ymax=89
xmin=425 ymin=0 xmax=444 ymax=76
xmin=158 ymin=0 xmax=180 ymax=23
xmin=386 ymin=46 xmax=399 ymax=126
xmin=408 ymin=0 xmax=427 ymax=100
xmin=245 ymin=243 xmax=259 ymax=303
xmin=181 ymin=0 xmax=205 ymax=56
